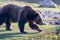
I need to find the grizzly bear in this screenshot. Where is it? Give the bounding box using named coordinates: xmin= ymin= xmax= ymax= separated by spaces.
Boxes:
xmin=0 ymin=4 xmax=43 ymax=33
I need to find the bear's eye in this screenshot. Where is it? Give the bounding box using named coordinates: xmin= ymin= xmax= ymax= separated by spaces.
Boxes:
xmin=35 ymin=13 xmax=38 ymax=17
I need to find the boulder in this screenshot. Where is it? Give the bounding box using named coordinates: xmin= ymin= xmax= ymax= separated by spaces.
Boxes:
xmin=39 ymin=0 xmax=56 ymax=8
xmin=41 ymin=10 xmax=60 ymax=25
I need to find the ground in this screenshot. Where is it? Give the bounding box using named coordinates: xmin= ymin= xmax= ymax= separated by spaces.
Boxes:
xmin=0 ymin=1 xmax=60 ymax=40
xmin=0 ymin=23 xmax=60 ymax=40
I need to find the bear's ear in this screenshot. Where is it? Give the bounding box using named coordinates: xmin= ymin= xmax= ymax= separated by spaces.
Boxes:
xmin=37 ymin=10 xmax=41 ymax=14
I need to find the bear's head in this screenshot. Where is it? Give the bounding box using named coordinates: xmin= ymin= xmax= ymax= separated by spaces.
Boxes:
xmin=24 ymin=6 xmax=43 ymax=25
xmin=33 ymin=11 xmax=43 ymax=25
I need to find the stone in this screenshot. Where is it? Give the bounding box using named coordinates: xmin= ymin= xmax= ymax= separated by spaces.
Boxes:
xmin=39 ymin=0 xmax=56 ymax=8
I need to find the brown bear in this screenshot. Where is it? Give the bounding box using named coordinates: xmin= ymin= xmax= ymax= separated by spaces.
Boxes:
xmin=0 ymin=4 xmax=43 ymax=33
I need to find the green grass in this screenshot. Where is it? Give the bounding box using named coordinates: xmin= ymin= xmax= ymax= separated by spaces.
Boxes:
xmin=0 ymin=23 xmax=60 ymax=40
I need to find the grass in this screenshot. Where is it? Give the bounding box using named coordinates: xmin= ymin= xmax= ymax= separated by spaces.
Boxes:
xmin=0 ymin=23 xmax=60 ymax=40
xmin=0 ymin=1 xmax=60 ymax=40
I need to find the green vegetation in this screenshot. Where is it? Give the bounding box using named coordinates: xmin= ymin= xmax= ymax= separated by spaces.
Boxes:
xmin=0 ymin=23 xmax=60 ymax=40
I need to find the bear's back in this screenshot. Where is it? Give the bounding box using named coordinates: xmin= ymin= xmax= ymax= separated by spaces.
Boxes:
xmin=0 ymin=4 xmax=22 ymax=22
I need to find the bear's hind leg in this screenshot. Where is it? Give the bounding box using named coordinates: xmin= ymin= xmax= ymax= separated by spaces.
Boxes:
xmin=5 ymin=20 xmax=12 ymax=31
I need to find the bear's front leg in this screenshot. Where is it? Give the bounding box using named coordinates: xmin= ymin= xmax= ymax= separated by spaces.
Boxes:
xmin=18 ymin=19 xmax=27 ymax=33
xmin=29 ymin=21 xmax=42 ymax=32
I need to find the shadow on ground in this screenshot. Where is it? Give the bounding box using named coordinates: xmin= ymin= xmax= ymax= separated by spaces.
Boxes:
xmin=0 ymin=30 xmax=7 ymax=32
xmin=0 ymin=31 xmax=39 ymax=39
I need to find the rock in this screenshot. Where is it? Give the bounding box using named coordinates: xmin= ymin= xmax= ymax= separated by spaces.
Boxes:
xmin=55 ymin=30 xmax=60 ymax=34
xmin=40 ymin=10 xmax=60 ymax=25
xmin=39 ymin=0 xmax=56 ymax=8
